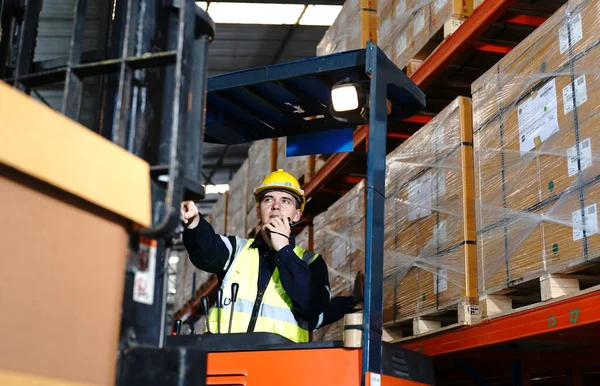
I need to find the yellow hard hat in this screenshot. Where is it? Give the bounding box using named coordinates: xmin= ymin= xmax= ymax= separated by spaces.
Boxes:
xmin=254 ymin=169 xmax=306 ymax=211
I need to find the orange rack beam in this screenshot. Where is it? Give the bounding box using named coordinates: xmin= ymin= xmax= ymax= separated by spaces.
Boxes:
xmin=400 ymin=288 xmax=600 ymax=357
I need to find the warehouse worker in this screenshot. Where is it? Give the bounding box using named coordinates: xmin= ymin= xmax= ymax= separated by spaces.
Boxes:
xmin=180 ymin=169 xmax=332 ymax=343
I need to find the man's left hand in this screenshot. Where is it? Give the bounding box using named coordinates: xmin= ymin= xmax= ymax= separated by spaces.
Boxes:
xmin=264 ymin=216 xmax=291 ymax=251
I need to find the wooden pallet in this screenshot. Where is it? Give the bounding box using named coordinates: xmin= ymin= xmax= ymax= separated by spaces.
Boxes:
xmin=383 ymin=300 xmax=481 ymax=343
xmin=480 ymin=261 xmax=600 ymax=318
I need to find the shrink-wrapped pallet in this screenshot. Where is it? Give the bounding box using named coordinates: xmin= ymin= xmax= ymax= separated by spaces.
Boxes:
xmin=382 ymin=97 xmax=477 ymax=325
xmin=246 ymin=139 xmax=273 ymax=234
xmin=226 ymin=159 xmax=249 ymax=238
xmin=472 ymin=0 xmax=600 ymax=301
xmin=377 ymin=0 xmax=473 ymax=71
xmin=312 ymin=180 xmax=366 ymax=341
xmin=316 ymin=0 xmax=377 ymax=56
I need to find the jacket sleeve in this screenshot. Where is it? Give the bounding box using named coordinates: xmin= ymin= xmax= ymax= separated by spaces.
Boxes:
xmin=182 ymin=216 xmax=241 ymax=273
xmin=275 ymin=246 xmax=331 ymax=321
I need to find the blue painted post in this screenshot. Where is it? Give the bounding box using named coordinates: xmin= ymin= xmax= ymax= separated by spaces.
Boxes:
xmin=361 ymin=42 xmax=388 ymax=383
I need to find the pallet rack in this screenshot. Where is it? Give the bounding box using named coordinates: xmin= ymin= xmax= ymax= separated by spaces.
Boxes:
xmin=175 ymin=0 xmax=600 ymax=382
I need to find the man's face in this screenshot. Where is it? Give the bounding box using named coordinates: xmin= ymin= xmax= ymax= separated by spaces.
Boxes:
xmin=257 ymin=190 xmax=302 ymax=225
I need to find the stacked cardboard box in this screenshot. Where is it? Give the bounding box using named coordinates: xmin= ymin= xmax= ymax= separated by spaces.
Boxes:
xmin=472 ymin=0 xmax=600 ymax=301
xmin=377 ymin=0 xmax=473 ymax=71
xmin=382 ymin=96 xmax=478 ymax=326
xmin=316 ymin=0 xmax=377 ymax=56
xmin=312 ymin=180 xmax=366 ymax=341
xmin=226 ymin=159 xmax=249 ymax=238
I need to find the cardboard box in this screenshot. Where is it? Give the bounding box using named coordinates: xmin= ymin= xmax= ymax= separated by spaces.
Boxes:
xmin=378 ymin=0 xmax=473 ymax=71
xmin=317 ymin=0 xmax=377 ymax=56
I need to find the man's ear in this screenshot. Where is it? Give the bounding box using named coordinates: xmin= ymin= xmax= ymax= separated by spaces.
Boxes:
xmin=256 ymin=205 xmax=261 ymax=220
xmin=293 ymin=210 xmax=302 ymax=223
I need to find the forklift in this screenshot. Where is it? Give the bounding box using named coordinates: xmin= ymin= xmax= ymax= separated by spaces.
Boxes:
xmin=0 ymin=1 xmax=434 ymax=385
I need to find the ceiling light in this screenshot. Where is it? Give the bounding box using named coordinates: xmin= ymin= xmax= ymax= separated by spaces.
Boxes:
xmin=195 ymin=1 xmax=208 ymax=10
xmin=169 ymin=256 xmax=179 ymax=264
xmin=170 ymin=288 xmax=177 ymax=294
xmin=206 ymin=2 xmax=305 ymax=25
xmin=299 ymin=5 xmax=343 ymax=26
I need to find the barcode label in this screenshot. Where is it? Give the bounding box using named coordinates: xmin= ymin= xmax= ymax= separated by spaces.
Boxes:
xmin=572 ymin=204 xmax=599 ymax=240
xmin=566 ymin=138 xmax=592 ymax=177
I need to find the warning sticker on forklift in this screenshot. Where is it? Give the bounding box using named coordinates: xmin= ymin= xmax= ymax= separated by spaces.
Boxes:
xmin=133 ymin=238 xmax=157 ymax=305
xmin=572 ymin=203 xmax=598 ymax=241
xmin=370 ymin=373 xmax=381 ymax=386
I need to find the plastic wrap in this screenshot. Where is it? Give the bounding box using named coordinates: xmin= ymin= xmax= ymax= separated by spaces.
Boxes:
xmin=377 ymin=0 xmax=473 ymax=71
xmin=312 ymin=180 xmax=366 ymax=341
xmin=246 ymin=139 xmax=273 ymax=233
xmin=226 ymin=159 xmax=249 ymax=238
xmin=316 ymin=0 xmax=377 ymax=56
xmin=382 ymin=96 xmax=476 ymax=324
xmin=277 ymin=137 xmax=309 ymax=183
xmin=472 ymin=0 xmax=600 ymax=296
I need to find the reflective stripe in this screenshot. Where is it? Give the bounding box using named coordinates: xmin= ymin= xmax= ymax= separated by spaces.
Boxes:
xmin=212 ymin=298 xmax=308 ymax=329
xmin=314 ymin=312 xmax=324 ymax=330
xmin=301 ymin=250 xmax=314 ymax=263
xmin=260 ymin=303 xmax=308 ymax=330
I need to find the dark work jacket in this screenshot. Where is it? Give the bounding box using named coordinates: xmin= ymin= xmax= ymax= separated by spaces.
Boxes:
xmin=182 ymin=216 xmax=331 ymax=326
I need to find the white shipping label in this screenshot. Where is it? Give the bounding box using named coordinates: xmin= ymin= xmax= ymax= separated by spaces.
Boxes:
xmin=133 ymin=239 xmax=157 ymax=305
xmin=396 ymin=0 xmax=406 ymax=16
xmin=575 ymin=75 xmax=588 ymax=106
xmin=397 ymin=33 xmax=407 ymax=55
xmin=517 ymin=79 xmax=559 ymax=152
xmin=414 ymin=9 xmax=425 ymax=35
xmin=434 ymin=0 xmax=446 ymax=13
xmin=559 ymin=24 xmax=570 ymax=54
xmin=562 ymin=75 xmax=588 ymax=115
xmin=433 ymin=220 xmax=447 ymax=246
xmin=559 ymin=13 xmax=583 ymax=54
xmin=408 ymin=175 xmax=433 ymax=221
xmin=567 ymin=138 xmax=592 ymax=177
xmin=572 ymin=204 xmax=598 ymax=241
xmin=570 ymin=13 xmax=583 ymax=47
xmin=434 ymin=268 xmax=448 ymax=294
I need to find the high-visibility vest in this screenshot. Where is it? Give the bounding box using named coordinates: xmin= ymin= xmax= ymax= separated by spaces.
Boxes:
xmin=207 ymin=239 xmax=319 ymax=343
